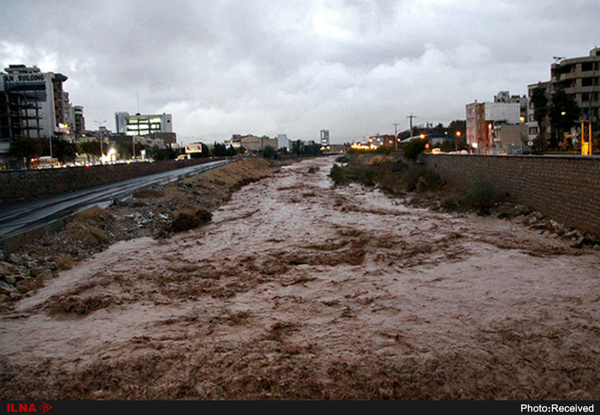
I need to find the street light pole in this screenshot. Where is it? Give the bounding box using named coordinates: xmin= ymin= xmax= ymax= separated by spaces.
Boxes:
xmin=407 ymin=113 xmax=417 ymax=140
xmin=94 ymin=120 xmax=106 ymax=164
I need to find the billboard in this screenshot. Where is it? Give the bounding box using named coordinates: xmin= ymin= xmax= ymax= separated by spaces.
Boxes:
xmin=185 ymin=143 xmax=203 ymax=153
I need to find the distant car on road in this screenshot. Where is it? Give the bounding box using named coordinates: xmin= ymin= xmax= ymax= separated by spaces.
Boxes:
xmin=431 ymin=148 xmax=442 ymax=154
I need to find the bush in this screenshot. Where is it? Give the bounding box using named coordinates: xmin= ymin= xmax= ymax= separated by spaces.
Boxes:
xmin=172 ymin=211 xmax=200 ymax=233
xmin=378 ymin=171 xmax=403 ymax=194
xmin=329 ymin=164 xmax=349 ymax=185
xmin=401 ymin=165 xmax=441 ymax=192
xmin=460 ymin=180 xmax=501 ymax=215
xmin=415 ymin=169 xmax=442 ymax=193
xmin=195 ymin=208 xmax=213 ymax=224
xmin=172 ymin=208 xmax=212 ymax=233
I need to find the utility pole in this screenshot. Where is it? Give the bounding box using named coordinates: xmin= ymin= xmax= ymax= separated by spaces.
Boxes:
xmin=407 ymin=113 xmax=417 ymax=140
xmin=393 ymin=122 xmax=399 ymax=151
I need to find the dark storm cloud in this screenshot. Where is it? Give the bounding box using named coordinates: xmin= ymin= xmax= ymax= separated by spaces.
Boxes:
xmin=1 ymin=0 xmax=599 ymax=143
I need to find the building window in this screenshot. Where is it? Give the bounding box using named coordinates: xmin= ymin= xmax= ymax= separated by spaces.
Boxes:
xmin=582 ymin=62 xmax=595 ymax=72
xmin=582 ymin=77 xmax=599 ymax=87
xmin=529 ymin=127 xmax=538 ymax=135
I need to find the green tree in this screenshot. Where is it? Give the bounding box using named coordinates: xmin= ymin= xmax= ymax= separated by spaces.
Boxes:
xmin=262 ymin=145 xmax=277 ymax=159
xmin=44 ymin=137 xmax=77 ymax=163
xmin=211 ymin=142 xmax=236 ymax=157
xmin=531 ymin=87 xmax=549 ymax=152
xmin=79 ymin=140 xmax=101 ymax=161
xmin=548 ymin=89 xmax=580 ymax=150
xmin=150 ymin=146 xmax=177 ymax=160
xmin=448 ymin=120 xmax=466 ymax=136
xmin=402 ymin=138 xmax=428 ymax=162
xmin=9 ymin=136 xmax=44 ymax=168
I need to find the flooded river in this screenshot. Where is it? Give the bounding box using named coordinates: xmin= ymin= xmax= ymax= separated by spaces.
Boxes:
xmin=1 ymin=156 xmax=600 ymax=399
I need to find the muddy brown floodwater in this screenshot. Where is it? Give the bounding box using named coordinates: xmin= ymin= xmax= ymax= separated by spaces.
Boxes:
xmin=1 ymin=156 xmax=600 ymax=400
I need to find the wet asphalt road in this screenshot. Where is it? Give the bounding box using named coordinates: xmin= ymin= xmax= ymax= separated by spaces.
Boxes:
xmin=0 ymin=159 xmax=230 ymax=242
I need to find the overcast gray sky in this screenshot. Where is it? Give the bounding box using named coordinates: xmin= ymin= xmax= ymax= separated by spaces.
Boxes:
xmin=1 ymin=0 xmax=599 ymax=144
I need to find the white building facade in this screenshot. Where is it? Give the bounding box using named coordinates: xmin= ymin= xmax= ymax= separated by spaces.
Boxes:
xmin=115 ymin=112 xmax=173 ymax=136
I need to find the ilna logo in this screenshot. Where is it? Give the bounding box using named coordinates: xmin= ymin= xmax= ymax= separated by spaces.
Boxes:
xmin=6 ymin=403 xmax=52 ymax=413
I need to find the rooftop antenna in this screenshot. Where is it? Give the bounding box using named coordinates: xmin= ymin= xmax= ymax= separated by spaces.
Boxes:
xmin=137 ymin=91 xmax=140 ymax=114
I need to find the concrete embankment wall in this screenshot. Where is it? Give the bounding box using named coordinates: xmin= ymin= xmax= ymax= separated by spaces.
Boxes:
xmin=0 ymin=158 xmax=216 ymax=206
xmin=421 ymin=154 xmax=600 ymax=237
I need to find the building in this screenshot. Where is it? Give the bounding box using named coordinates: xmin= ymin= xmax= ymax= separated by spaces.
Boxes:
xmin=466 ymin=95 xmax=523 ymax=154
xmin=277 ymin=134 xmax=289 ymax=150
xmin=368 ymin=134 xmax=396 ymax=147
xmin=320 ymin=129 xmax=330 ymax=150
xmin=115 ymin=112 xmax=173 ymax=137
xmin=527 ymin=47 xmax=600 ymax=146
xmin=226 ymin=134 xmax=278 ymax=152
xmin=0 ymin=64 xmax=71 ymax=154
xmin=74 ymin=105 xmax=85 ymax=137
xmin=494 ymin=90 xmax=528 ymax=121
xmin=551 ymin=47 xmax=600 ymax=122
xmin=240 ymin=135 xmax=278 ymax=152
xmin=526 ymin=81 xmax=552 ymax=143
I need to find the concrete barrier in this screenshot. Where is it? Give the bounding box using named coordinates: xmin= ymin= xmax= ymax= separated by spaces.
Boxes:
xmin=0 ymin=158 xmax=219 ymax=206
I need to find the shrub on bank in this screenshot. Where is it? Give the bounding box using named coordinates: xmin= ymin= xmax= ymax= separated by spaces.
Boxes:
xmin=460 ymin=180 xmax=502 ymax=215
xmin=171 ymin=207 xmax=213 ymax=233
xmin=401 ymin=165 xmax=441 ymax=192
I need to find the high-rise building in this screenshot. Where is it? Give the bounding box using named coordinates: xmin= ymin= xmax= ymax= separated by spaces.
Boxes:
xmin=320 ymin=129 xmax=330 ymax=150
xmin=0 ymin=64 xmax=70 ymax=153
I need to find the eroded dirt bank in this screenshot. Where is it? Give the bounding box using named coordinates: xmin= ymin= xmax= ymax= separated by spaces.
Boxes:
xmin=1 ymin=156 xmax=600 ymax=400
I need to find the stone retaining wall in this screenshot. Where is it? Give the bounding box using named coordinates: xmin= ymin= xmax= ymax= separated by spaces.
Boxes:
xmin=422 ymin=154 xmax=600 ymax=237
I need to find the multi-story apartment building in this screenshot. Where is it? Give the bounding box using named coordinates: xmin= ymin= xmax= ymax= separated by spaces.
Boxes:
xmin=526 ymin=81 xmax=552 ymax=143
xmin=527 ymin=47 xmax=600 ymax=145
xmin=466 ymin=94 xmax=524 ymax=154
xmin=0 ymin=64 xmax=70 ymax=153
xmin=551 ymin=47 xmax=600 ymax=122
